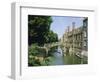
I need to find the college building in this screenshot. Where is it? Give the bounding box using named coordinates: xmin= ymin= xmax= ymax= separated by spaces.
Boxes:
xmin=61 ymin=18 xmax=88 ymax=58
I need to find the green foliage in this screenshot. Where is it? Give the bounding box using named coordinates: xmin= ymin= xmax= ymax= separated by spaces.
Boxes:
xmin=28 ymin=44 xmax=52 ymax=66
xmin=28 ymin=15 xmax=53 ymax=46
xmin=46 ymin=30 xmax=58 ymax=43
xmin=28 ymin=58 xmax=41 ymax=66
xmin=28 ymin=15 xmax=58 ymax=46
xmin=45 ymin=57 xmax=52 ymax=65
xmin=28 ymin=15 xmax=59 ymax=66
xmin=28 ymin=44 xmax=39 ymax=56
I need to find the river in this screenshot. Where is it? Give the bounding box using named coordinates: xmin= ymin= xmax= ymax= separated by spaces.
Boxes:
xmin=50 ymin=46 xmax=87 ymax=65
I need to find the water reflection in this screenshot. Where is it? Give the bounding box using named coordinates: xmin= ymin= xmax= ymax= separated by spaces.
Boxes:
xmin=51 ymin=46 xmax=64 ymax=65
xmin=49 ymin=46 xmax=87 ymax=65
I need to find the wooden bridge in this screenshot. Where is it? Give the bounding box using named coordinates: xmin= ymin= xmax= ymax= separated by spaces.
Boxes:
xmin=38 ymin=42 xmax=61 ymax=56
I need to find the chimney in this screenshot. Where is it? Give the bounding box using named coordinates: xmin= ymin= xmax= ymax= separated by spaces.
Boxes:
xmin=67 ymin=26 xmax=70 ymax=32
xmin=72 ymin=22 xmax=75 ymax=30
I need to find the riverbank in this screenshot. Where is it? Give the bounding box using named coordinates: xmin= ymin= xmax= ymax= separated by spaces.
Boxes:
xmin=28 ymin=44 xmax=87 ymax=66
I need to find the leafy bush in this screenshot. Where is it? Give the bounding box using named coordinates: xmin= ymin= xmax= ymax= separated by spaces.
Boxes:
xmin=28 ymin=44 xmax=53 ymax=66
xmin=28 ymin=44 xmax=39 ymax=56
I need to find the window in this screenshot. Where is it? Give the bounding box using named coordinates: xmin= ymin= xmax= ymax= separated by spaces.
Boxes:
xmin=84 ymin=31 xmax=87 ymax=37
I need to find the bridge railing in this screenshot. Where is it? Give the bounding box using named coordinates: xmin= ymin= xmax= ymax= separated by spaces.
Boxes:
xmin=44 ymin=42 xmax=61 ymax=49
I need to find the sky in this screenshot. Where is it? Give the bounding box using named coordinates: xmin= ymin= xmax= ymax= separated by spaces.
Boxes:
xmin=50 ymin=16 xmax=84 ymax=39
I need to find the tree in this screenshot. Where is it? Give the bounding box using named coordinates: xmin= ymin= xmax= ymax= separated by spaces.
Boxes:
xmin=28 ymin=15 xmax=52 ymax=46
xmin=46 ymin=30 xmax=58 ymax=43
